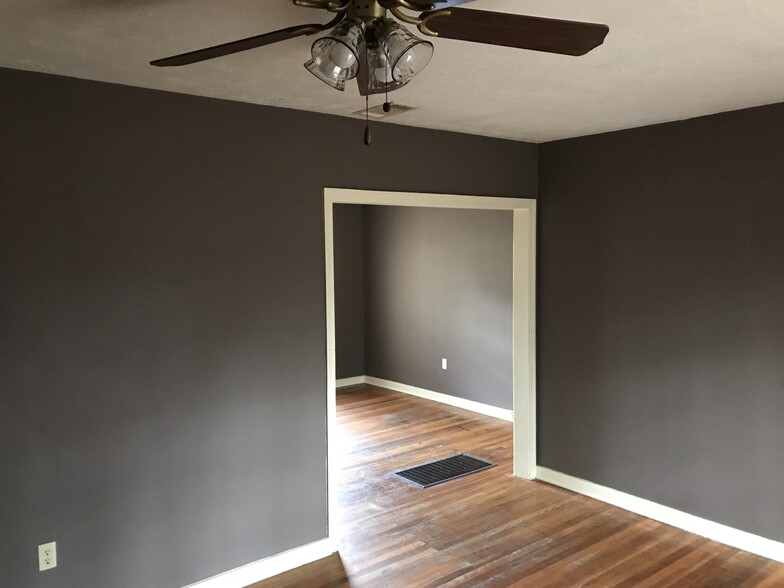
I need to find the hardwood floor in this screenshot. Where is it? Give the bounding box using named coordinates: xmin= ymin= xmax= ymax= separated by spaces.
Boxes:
xmin=251 ymin=384 xmax=784 ymax=587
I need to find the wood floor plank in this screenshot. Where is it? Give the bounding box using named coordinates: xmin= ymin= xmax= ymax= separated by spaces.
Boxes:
xmin=248 ymin=553 xmax=351 ymax=588
xmin=250 ymin=384 xmax=784 ymax=587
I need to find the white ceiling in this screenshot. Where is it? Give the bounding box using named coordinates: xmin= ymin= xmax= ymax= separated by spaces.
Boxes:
xmin=3 ymin=0 xmax=784 ymax=142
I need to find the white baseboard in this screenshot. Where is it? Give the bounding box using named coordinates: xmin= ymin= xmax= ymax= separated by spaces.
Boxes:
xmin=336 ymin=375 xmax=367 ymax=388
xmin=536 ymin=467 xmax=784 ymax=564
xmin=183 ymin=538 xmax=336 ymax=588
xmin=362 ymin=375 xmax=514 ymax=422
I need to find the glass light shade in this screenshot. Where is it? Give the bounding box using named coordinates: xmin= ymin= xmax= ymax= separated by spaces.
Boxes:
xmin=304 ymin=19 xmax=364 ymax=91
xmin=363 ymin=44 xmax=413 ymax=95
xmin=376 ymin=19 xmax=434 ymax=83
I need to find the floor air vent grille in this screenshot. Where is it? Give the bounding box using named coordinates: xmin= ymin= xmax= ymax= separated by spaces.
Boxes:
xmin=392 ymin=453 xmax=495 ymax=488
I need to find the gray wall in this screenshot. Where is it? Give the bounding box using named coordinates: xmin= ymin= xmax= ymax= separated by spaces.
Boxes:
xmin=0 ymin=67 xmax=537 ymax=588
xmin=539 ymin=102 xmax=784 ymax=541
xmin=364 ymin=206 xmax=514 ymax=410
xmin=334 ymin=205 xmax=365 ymax=379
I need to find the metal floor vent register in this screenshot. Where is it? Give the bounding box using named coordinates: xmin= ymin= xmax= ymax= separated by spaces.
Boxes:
xmin=392 ymin=453 xmax=495 ymax=488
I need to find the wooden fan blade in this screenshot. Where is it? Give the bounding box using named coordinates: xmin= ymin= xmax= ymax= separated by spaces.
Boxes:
xmin=150 ymin=24 xmax=321 ymax=67
xmin=406 ymin=0 xmax=475 ymax=10
xmin=423 ymin=8 xmax=609 ymax=56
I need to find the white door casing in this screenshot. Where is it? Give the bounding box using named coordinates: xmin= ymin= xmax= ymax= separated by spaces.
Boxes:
xmin=323 ymin=188 xmax=537 ymax=541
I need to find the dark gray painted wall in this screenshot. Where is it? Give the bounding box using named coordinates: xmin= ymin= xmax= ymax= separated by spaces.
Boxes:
xmin=364 ymin=206 xmax=514 ymax=410
xmin=334 ymin=205 xmax=365 ymax=379
xmin=0 ymin=67 xmax=537 ymax=587
xmin=539 ymin=102 xmax=784 ymax=541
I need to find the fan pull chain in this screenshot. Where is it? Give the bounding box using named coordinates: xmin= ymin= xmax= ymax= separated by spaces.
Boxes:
xmin=363 ymin=44 xmax=372 ymax=146
xmin=364 ymin=95 xmax=371 ymax=145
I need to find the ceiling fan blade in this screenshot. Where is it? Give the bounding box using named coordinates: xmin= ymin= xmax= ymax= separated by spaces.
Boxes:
xmin=150 ymin=23 xmax=322 ymax=67
xmin=406 ymin=0 xmax=475 ymax=10
xmin=423 ymin=8 xmax=609 ymax=56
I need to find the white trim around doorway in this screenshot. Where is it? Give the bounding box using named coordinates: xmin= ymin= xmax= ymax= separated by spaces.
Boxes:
xmin=324 ymin=188 xmax=537 ymax=542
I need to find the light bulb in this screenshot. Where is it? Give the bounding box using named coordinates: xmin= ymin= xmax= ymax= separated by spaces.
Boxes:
xmin=329 ymin=42 xmax=357 ymax=69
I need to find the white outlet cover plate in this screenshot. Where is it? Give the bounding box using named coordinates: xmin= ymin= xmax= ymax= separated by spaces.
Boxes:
xmin=442 ymin=358 xmax=447 ymax=370
xmin=38 ymin=542 xmax=57 ymax=571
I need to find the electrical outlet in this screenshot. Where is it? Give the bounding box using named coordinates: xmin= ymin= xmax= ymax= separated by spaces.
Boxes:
xmin=38 ymin=542 xmax=57 ymax=571
xmin=442 ymin=358 xmax=448 ymax=370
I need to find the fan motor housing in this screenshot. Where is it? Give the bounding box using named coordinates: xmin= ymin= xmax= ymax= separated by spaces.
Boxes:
xmin=351 ymin=1 xmax=386 ymax=24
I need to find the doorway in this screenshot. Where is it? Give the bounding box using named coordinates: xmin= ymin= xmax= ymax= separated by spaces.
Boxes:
xmin=324 ymin=188 xmax=536 ymax=541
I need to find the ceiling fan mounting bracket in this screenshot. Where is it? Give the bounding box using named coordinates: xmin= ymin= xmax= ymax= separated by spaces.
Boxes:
xmin=386 ymin=6 xmax=419 ymax=25
xmin=375 ymin=1 xmax=449 ymax=35
xmin=417 ymin=9 xmax=450 ymax=37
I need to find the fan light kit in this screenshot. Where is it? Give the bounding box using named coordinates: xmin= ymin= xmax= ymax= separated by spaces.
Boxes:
xmin=151 ymin=0 xmax=609 ymax=144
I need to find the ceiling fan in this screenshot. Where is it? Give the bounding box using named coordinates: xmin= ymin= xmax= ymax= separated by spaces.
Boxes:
xmin=151 ymin=0 xmax=609 ymax=96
